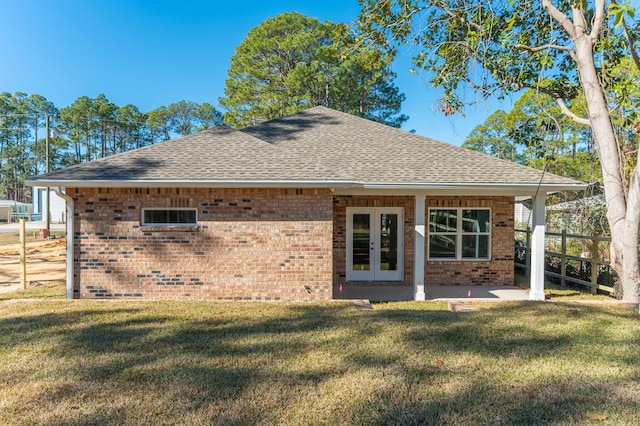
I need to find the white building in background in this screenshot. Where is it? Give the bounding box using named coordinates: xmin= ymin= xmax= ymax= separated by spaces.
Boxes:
xmin=515 ymin=197 xmax=533 ymax=228
xmin=0 ymin=200 xmax=17 ymax=222
xmin=32 ymin=187 xmax=67 ymax=223
xmin=0 ymin=200 xmax=31 ymax=222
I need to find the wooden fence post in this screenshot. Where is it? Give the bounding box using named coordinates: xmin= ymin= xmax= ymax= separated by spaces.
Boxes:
xmin=525 ymin=227 xmax=531 ymax=278
xmin=591 ymin=239 xmax=599 ymax=295
xmin=560 ymin=230 xmax=567 ymax=287
xmin=20 ymin=218 xmax=26 ymax=290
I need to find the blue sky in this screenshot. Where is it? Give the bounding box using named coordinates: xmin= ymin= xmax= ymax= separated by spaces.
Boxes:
xmin=0 ymin=0 xmax=513 ymax=145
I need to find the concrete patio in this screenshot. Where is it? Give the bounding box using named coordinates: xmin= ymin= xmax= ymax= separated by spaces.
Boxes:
xmin=333 ymin=285 xmax=530 ymax=302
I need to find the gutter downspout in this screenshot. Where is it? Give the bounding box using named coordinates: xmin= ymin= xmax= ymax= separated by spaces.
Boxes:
xmin=54 ymin=187 xmax=74 ymax=299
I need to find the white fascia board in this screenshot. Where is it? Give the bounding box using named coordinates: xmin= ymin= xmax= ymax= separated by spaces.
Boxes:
xmin=24 ymin=179 xmax=359 ymax=189
xmin=334 ymin=182 xmax=588 ymax=196
xmin=360 ymin=182 xmax=588 ymax=190
xmin=25 ymin=179 xmax=588 ymax=194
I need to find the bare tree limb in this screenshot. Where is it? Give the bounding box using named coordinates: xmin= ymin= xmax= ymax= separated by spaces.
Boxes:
xmin=515 ymin=43 xmax=577 ymax=61
xmin=523 ymin=83 xmax=591 ymax=125
xmin=554 ymin=97 xmax=591 ymax=126
xmin=571 ymin=5 xmax=590 ymax=41
xmin=514 ymin=43 xmax=569 ymax=53
xmin=542 ymin=0 xmax=576 ymax=38
xmin=590 ymin=0 xmax=606 ymax=41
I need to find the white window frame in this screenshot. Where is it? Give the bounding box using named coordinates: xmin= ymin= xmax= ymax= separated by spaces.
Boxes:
xmin=141 ymin=208 xmax=198 ymax=227
xmin=427 ymin=207 xmax=491 ymax=261
xmin=346 ymin=207 xmax=404 ymax=282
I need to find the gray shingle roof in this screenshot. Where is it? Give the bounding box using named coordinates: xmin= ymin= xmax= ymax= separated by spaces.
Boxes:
xmin=29 ymin=106 xmax=584 ymax=189
xmin=37 ymin=125 xmax=353 ymax=182
xmin=244 ymin=107 xmax=578 ymax=186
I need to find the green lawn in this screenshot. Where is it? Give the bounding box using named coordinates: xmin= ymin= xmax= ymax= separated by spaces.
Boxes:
xmin=0 ymin=281 xmax=66 ymax=301
xmin=515 ymin=272 xmax=614 ymax=300
xmin=1 ymin=287 xmax=639 ymax=425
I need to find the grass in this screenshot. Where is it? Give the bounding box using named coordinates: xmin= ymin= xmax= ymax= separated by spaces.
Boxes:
xmin=0 ymin=280 xmax=66 ymax=301
xmin=515 ymin=272 xmax=614 ymax=300
xmin=1 ymin=289 xmax=639 ymax=425
xmin=0 ymin=231 xmax=65 ymax=246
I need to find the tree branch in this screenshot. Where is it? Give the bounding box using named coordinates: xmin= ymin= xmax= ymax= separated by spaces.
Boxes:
xmin=542 ymin=0 xmax=576 ymax=38
xmin=554 ymin=97 xmax=591 ymax=126
xmin=515 ymin=43 xmax=577 ymax=61
xmin=523 ymin=84 xmax=591 ymax=126
xmin=374 ymin=4 xmax=429 ymax=39
xmin=590 ymin=0 xmax=606 ymax=41
xmin=614 ymin=0 xmax=640 ymax=71
xmin=439 ymin=5 xmax=485 ymax=33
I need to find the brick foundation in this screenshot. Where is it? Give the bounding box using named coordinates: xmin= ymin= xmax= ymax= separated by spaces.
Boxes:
xmin=71 ymin=187 xmax=333 ymax=301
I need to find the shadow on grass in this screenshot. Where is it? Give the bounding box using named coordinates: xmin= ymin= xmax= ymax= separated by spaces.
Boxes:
xmin=355 ymin=376 xmax=625 ymax=425
xmin=1 ymin=301 xmax=639 ymax=424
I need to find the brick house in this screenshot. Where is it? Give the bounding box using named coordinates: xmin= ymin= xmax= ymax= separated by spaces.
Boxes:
xmin=27 ymin=107 xmax=586 ymax=301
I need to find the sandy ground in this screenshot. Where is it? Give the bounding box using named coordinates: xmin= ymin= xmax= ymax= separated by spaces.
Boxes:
xmin=0 ymin=239 xmax=66 ymax=293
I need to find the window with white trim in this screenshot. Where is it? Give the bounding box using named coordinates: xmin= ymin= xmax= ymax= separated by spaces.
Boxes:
xmin=142 ymin=208 xmax=197 ymax=226
xmin=428 ymin=208 xmax=491 ymax=260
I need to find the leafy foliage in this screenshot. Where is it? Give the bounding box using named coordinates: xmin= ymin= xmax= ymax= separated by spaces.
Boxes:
xmin=0 ymin=92 xmax=59 ymax=202
xmin=357 ymin=0 xmax=634 ymax=115
xmin=0 ymin=93 xmax=224 ymax=201
xmin=357 ymin=0 xmax=637 ymax=175
xmin=220 ymin=12 xmax=408 ymax=128
xmin=463 ymin=110 xmax=517 ymax=160
xmin=463 ymin=89 xmax=602 ymax=183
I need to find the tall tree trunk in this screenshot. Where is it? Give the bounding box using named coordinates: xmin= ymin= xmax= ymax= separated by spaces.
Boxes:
xmin=574 ymin=32 xmax=640 ymax=302
xmin=76 ymin=137 xmax=82 ymax=163
xmin=623 ymin=172 xmax=640 ymax=301
xmin=85 ymin=129 xmax=91 ymax=162
xmin=101 ymin=121 xmax=106 ymax=158
xmin=542 ymin=0 xmax=640 ymax=302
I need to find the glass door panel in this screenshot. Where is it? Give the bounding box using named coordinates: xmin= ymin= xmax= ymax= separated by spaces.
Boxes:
xmin=352 ymin=214 xmax=371 ymax=271
xmin=379 ymin=214 xmax=398 ymax=271
xmin=347 ymin=208 xmax=403 ymax=282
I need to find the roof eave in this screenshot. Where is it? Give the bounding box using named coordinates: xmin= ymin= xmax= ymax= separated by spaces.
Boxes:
xmin=24 ymin=179 xmax=359 ymax=189
xmin=25 ymin=179 xmax=589 ymax=194
xmin=360 ymin=182 xmax=588 ymax=192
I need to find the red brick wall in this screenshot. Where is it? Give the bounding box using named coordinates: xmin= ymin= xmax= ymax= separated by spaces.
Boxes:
xmin=333 ymin=195 xmax=514 ymax=290
xmin=333 ymin=196 xmax=415 ymax=288
xmin=425 ymin=196 xmax=515 ymax=286
xmin=70 ymin=188 xmax=333 ymax=301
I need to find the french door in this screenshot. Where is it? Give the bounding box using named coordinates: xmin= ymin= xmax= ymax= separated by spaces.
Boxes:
xmin=346 ymin=207 xmax=404 ymax=281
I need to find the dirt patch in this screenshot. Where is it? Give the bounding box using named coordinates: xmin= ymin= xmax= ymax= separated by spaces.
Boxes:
xmin=0 ymin=239 xmax=66 ymax=292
